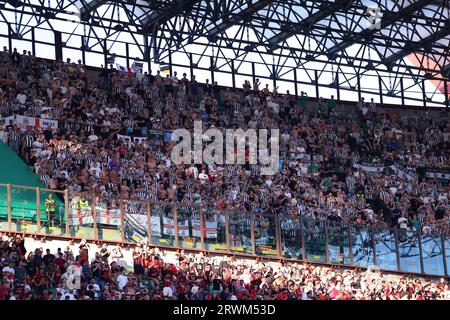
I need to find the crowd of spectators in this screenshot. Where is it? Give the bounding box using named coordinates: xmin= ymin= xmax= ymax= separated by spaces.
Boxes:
xmin=0 ymin=48 xmax=450 ymax=300
xmin=1 ymin=234 xmax=449 ymax=300
xmin=0 ymin=48 xmax=448 ymax=236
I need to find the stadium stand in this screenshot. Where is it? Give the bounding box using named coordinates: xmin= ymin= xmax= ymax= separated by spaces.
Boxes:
xmin=0 ymin=50 xmax=449 ymax=300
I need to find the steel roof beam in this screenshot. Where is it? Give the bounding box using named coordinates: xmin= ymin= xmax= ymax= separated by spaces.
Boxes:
xmin=78 ymin=0 xmax=107 ymax=21
xmin=382 ymin=21 xmax=450 ymax=67
xmin=265 ymin=0 xmax=352 ymax=50
xmin=141 ymin=0 xmax=199 ymax=32
xmin=326 ymin=0 xmax=434 ymax=56
xmin=206 ymin=0 xmax=276 ymax=40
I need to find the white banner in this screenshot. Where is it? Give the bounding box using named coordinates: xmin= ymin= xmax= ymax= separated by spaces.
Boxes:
xmin=162 ymin=217 xmax=175 ymax=236
xmin=426 ymin=171 xmax=450 ymax=180
xmin=117 ymin=134 xmax=148 ymax=143
xmin=192 ymin=219 xmax=201 ymax=238
xmin=178 ymin=219 xmax=190 ymax=237
xmin=353 ymin=163 xmax=385 ymax=173
xmin=150 ymin=216 xmax=161 ymax=237
xmin=390 ymin=163 xmax=417 ymax=181
xmin=14 ymin=115 xmax=58 ymax=130
xmin=204 ymin=221 xmax=218 ymax=239
xmin=95 ymin=207 xmax=121 ymax=226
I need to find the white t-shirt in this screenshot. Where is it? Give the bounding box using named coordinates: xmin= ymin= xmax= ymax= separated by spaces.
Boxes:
xmin=61 ymin=293 xmax=76 ymax=300
xmin=2 ymin=266 xmax=15 ymax=275
xmin=0 ymin=130 xmax=7 ymax=143
xmin=117 ymin=274 xmax=128 ymax=290
xmin=163 ymin=286 xmax=173 ymax=297
xmin=16 ymin=93 xmax=27 ymax=105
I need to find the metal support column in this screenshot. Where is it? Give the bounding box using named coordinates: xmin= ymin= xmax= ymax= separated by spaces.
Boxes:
xmin=314 ymin=70 xmax=319 ymax=99
xmin=348 ymin=224 xmax=354 ymax=264
xmin=371 ymin=226 xmax=377 ymax=267
xmin=444 ymin=80 xmax=448 ymax=108
xmin=336 ymin=73 xmax=340 ymax=101
xmin=300 ymin=216 xmax=306 ymax=261
xmin=31 ymin=28 xmax=36 ymax=57
xmin=418 ymin=232 xmax=425 ymax=274
xmin=120 ymin=199 xmax=125 ymax=242
xmin=125 ymin=43 xmax=130 ymax=68
xmin=272 ymin=64 xmax=277 ymax=90
xmin=441 ymin=234 xmax=448 ymax=276
xmin=250 ymin=213 xmax=256 ymax=255
xmin=36 ymin=188 xmax=41 ymax=234
xmin=189 ymin=53 xmax=194 ymax=80
xmin=393 ymin=227 xmax=401 ymax=271
xmin=293 ymin=68 xmax=298 ymax=97
xmin=225 ymin=209 xmax=230 ymax=252
xmin=231 ymin=60 xmax=236 ymax=89
xmin=210 ymin=57 xmax=215 ymax=84
xmin=64 ymin=190 xmax=69 ymax=236
xmin=168 ymin=50 xmax=173 ymax=77
xmin=325 ymin=221 xmax=330 ymax=263
xmin=357 ymin=73 xmax=362 ymax=102
xmin=422 ymin=79 xmax=427 ymax=108
xmin=173 ymin=203 xmax=179 ymax=247
xmin=147 ymin=201 xmax=152 ymax=244
xmin=81 ymin=36 xmax=87 ymax=65
xmin=252 ymin=62 xmax=256 ymax=87
xmin=7 ymin=184 xmax=11 ymax=231
xmin=275 ymin=215 xmax=282 ymax=258
xmin=378 ymin=76 xmax=384 ymax=105
xmin=400 ymin=78 xmax=405 ymax=106
xmin=199 ymin=208 xmax=205 ymax=250
xmin=103 ymin=39 xmax=108 ymax=69
xmin=92 ymin=193 xmax=98 ymax=240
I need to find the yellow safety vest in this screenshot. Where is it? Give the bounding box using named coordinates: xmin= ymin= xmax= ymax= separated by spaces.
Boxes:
xmin=45 ymin=199 xmax=55 ymax=211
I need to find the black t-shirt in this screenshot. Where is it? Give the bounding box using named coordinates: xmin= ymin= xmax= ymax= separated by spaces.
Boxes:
xmin=43 ymin=253 xmax=55 ymax=265
xmin=43 ymin=129 xmax=53 ymax=142
xmin=100 ymin=248 xmax=110 ymax=260
xmin=435 ymin=207 xmax=445 ymax=220
xmin=213 ymin=278 xmax=221 ymax=291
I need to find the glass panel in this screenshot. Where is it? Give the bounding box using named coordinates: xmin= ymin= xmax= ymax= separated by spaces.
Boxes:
xmin=203 ymin=209 xmax=228 ymax=252
xmin=254 ymin=215 xmax=278 ymax=257
xmin=10 ymin=186 xmax=38 ymax=233
xmin=123 ymin=200 xmax=148 ymax=243
xmin=398 ymin=230 xmax=422 ymax=274
xmin=0 ymin=185 xmax=8 ymax=231
xmin=421 ymin=235 xmax=445 ymax=276
xmin=328 ymin=222 xmax=351 ymax=264
xmin=150 ymin=202 xmax=175 ymax=246
xmin=351 ymin=226 xmax=375 ymax=267
xmin=228 ymin=211 xmax=253 ymax=254
xmin=68 ymin=192 xmax=95 ymax=239
xmin=40 ymin=190 xmax=66 ymax=236
xmin=280 ymin=216 xmax=302 ymax=260
xmin=303 ymin=218 xmax=327 ymax=262
xmin=96 ymin=197 xmax=122 ymax=242
xmin=374 ymin=229 xmax=398 ymax=271
xmin=177 ymin=205 xmax=202 ymax=249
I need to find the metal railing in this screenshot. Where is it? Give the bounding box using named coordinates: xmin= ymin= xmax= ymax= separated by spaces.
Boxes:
xmin=0 ymin=183 xmax=449 ymax=278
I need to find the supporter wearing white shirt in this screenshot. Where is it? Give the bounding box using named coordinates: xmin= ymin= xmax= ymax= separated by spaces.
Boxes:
xmin=117 ymin=270 xmax=128 ymax=290
xmin=16 ymin=92 xmax=27 ymax=105
xmin=163 ymin=285 xmax=173 ymax=298
xmin=2 ymin=263 xmax=15 ymax=276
